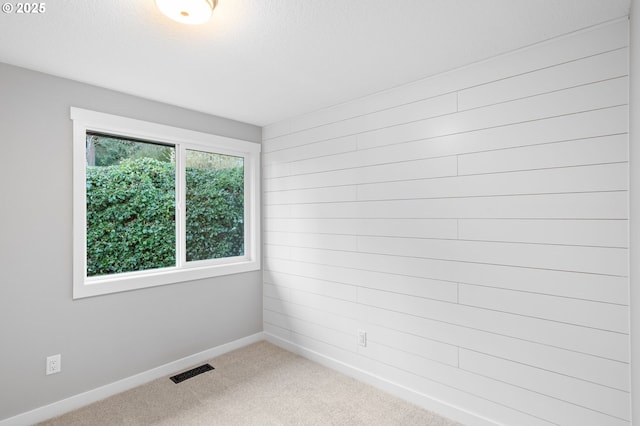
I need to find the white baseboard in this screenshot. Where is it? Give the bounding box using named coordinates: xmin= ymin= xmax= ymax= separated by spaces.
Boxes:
xmin=0 ymin=332 xmax=264 ymax=426
xmin=265 ymin=332 xmax=498 ymax=426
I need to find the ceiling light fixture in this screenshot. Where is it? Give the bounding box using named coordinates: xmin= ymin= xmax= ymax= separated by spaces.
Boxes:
xmin=156 ymin=0 xmax=217 ymax=25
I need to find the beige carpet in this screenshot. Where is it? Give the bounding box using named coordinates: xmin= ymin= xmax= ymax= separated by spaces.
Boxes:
xmin=38 ymin=341 xmax=463 ymax=425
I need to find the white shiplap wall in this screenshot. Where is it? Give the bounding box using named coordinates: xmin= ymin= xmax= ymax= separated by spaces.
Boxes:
xmin=262 ymin=20 xmax=630 ymax=426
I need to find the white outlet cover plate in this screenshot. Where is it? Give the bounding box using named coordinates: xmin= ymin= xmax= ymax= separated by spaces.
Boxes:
xmin=46 ymin=354 xmax=61 ymax=375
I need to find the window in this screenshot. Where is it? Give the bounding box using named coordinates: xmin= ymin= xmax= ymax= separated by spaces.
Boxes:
xmin=72 ymin=107 xmax=260 ymax=298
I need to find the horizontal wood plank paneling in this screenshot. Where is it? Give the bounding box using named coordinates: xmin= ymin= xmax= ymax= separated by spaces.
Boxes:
xmin=263 ymin=135 xmax=356 ymax=166
xmin=266 ymin=155 xmax=457 ymax=191
xmin=457 ymin=134 xmax=628 ymax=175
xmin=263 ymin=94 xmax=457 ymax=154
xmin=355 ymin=236 xmax=627 ymax=276
xmin=279 ymin=192 xmax=627 ymax=219
xmin=458 ymin=284 xmax=628 ymax=332
xmin=458 ymin=218 xmax=628 ymax=247
xmin=264 ymin=270 xmax=357 ymax=301
xmin=265 ymin=297 xmax=359 ymax=334
xmin=459 ymin=349 xmax=630 ymax=420
xmin=356 ymin=163 xmax=628 ymax=202
xmin=264 ymin=218 xmax=458 ymax=239
xmin=360 ymin=305 xmax=630 ymax=391
xmin=357 ymin=77 xmax=627 ymax=151
xmin=457 ymin=47 xmax=628 ymax=110
xmin=262 ymin=20 xmax=630 ymax=426
xmin=263 ymin=185 xmax=357 ymax=205
xmin=265 ymin=252 xmax=628 ymax=304
xmin=264 ymin=231 xmax=358 ymax=252
xmin=357 ymin=287 xmax=628 ymax=361
xmin=267 ymin=106 xmax=626 ymax=178
xmin=364 ymin=323 xmax=459 ymax=367
xmin=264 ymin=258 xmax=458 ymax=303
xmin=362 ymin=341 xmax=628 ymax=426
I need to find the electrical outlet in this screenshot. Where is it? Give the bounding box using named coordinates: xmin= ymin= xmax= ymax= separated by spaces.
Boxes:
xmin=357 ymin=330 xmax=367 ymax=347
xmin=46 ymin=354 xmax=61 ymax=375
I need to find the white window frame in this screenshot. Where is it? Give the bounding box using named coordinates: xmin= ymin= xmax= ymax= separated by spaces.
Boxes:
xmin=71 ymin=107 xmax=261 ymax=299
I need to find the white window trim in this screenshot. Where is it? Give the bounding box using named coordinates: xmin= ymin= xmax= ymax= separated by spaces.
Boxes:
xmin=71 ymin=107 xmax=261 ymax=299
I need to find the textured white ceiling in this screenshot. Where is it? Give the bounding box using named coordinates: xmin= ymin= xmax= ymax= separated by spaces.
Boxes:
xmin=0 ymin=0 xmax=630 ymax=126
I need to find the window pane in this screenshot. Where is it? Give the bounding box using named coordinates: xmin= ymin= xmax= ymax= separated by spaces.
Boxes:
xmin=85 ymin=134 xmax=176 ymax=276
xmin=185 ymin=150 xmax=244 ymax=261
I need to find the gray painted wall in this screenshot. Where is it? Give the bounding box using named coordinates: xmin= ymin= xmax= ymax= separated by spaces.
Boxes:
xmin=0 ymin=62 xmax=263 ymax=421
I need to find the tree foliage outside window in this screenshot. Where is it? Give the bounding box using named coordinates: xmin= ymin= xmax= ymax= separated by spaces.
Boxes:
xmin=186 ymin=150 xmax=244 ymax=262
xmin=86 ymin=157 xmax=176 ymax=276
xmin=86 ymin=134 xmax=174 ymax=166
xmin=85 ymin=135 xmax=244 ymax=277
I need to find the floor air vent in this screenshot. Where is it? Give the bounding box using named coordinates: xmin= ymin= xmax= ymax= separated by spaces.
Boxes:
xmin=170 ymin=364 xmax=214 ymax=384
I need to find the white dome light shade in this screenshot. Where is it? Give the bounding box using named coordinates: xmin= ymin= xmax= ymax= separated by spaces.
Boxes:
xmin=156 ymin=0 xmax=216 ymax=25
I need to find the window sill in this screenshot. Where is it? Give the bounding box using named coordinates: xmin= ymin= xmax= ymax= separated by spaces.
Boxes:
xmin=73 ymin=258 xmax=261 ymax=299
